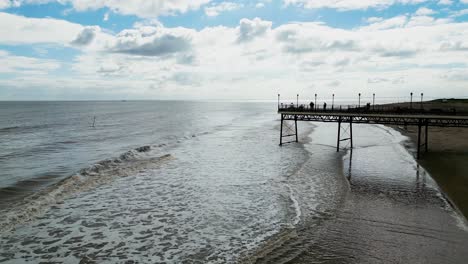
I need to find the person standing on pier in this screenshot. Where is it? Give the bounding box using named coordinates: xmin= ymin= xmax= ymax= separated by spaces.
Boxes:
xmin=310 ymin=102 xmax=314 ymax=111
xmin=323 ymin=102 xmax=327 ymax=111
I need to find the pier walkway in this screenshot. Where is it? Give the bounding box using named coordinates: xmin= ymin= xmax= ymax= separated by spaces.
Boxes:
xmin=278 ymin=104 xmax=468 ymax=159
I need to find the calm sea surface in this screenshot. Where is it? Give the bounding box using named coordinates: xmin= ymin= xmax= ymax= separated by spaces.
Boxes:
xmin=0 ymin=101 xmax=467 ymax=263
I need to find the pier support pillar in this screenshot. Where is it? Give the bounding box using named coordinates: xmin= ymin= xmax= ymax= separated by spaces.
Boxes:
xmin=417 ymin=119 xmax=422 ymax=159
xmin=337 ymin=116 xmax=342 ymax=152
xmin=416 ymin=119 xmax=429 ymax=159
xmin=350 ymin=117 xmax=354 ymax=149
xmin=337 ymin=116 xmax=353 ymax=152
xmin=279 ymin=114 xmax=298 ymax=145
xmin=280 ymin=114 xmax=284 ymax=146
xmin=295 ymin=115 xmax=298 ymax=143
xmin=425 ymin=120 xmax=428 ymax=153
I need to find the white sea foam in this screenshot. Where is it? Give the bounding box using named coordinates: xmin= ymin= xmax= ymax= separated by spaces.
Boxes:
xmin=0 ymin=145 xmax=173 ymax=232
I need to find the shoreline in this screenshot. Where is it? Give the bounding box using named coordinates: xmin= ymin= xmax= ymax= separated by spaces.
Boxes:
xmin=392 ymin=124 xmax=468 ymax=220
xmin=255 ymin=122 xmax=468 ymax=263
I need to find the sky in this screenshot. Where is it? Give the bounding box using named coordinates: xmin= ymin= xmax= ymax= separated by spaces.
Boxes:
xmin=0 ymin=0 xmax=468 ymax=101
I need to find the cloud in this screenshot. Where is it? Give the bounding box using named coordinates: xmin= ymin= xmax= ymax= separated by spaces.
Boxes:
xmin=437 ymin=0 xmax=452 ymax=5
xmin=363 ymin=15 xmax=408 ymax=30
xmin=204 ymin=2 xmax=242 ymax=17
xmin=3 ymin=12 xmax=468 ymax=99
xmin=276 ymin=23 xmax=357 ymax=53
xmin=256 ymin=3 xmax=265 ymax=8
xmin=283 ymin=0 xmax=429 ymax=11
xmin=366 ymin=17 xmax=384 ymax=23
xmin=0 ymin=0 xmax=21 ymax=9
xmin=0 ymin=12 xmax=83 ymax=44
xmin=8 ymin=0 xmax=212 ymax=18
xmin=450 ymin=9 xmax=468 ymax=17
xmin=415 ymin=7 xmax=436 ymax=16
xmin=440 ymin=69 xmax=468 ymax=81
xmin=0 ymin=50 xmax=61 ymax=74
xmin=237 ymin=18 xmax=272 ymax=42
xmin=71 ymin=26 xmax=99 ymax=46
xmin=108 ymin=26 xmax=193 ymax=57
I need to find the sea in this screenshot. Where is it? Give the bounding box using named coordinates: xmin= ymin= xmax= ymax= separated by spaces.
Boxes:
xmin=0 ymin=101 xmax=467 ymax=263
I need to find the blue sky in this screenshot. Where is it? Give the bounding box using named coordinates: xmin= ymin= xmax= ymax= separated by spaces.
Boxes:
xmin=1 ymin=0 xmax=468 ymax=100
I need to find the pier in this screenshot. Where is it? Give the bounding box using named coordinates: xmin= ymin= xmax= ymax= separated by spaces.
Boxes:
xmin=278 ymin=99 xmax=468 ymax=159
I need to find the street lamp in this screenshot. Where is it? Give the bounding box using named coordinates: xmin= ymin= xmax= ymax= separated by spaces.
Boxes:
xmin=297 ymin=94 xmax=299 ymax=108
xmin=332 ymin=94 xmax=335 ymax=110
xmin=373 ymin=93 xmax=375 ymax=110
xmin=358 ymin=93 xmax=361 ymax=108
xmin=410 ymin=92 xmax=413 ymax=109
xmin=315 ymin=93 xmax=317 ymax=110
xmin=278 ymin=94 xmax=280 ymax=110
xmin=420 ymin=93 xmax=424 ymax=110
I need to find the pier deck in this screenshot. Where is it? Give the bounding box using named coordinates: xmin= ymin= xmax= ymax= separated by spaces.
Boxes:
xmin=278 ymin=105 xmax=468 ymax=159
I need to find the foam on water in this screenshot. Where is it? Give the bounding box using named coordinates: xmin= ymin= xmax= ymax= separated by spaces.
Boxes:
xmin=0 ymin=145 xmax=172 ymax=232
xmin=0 ymin=110 xmax=319 ymax=263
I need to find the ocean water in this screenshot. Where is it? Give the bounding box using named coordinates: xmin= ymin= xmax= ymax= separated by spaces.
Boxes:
xmin=0 ymin=101 xmax=467 ymax=263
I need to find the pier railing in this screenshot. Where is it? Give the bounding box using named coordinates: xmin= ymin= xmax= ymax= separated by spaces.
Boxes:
xmin=278 ymin=103 xmax=468 ymax=116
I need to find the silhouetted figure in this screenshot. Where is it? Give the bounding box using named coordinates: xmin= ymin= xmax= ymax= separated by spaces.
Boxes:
xmin=310 ymin=102 xmax=314 ymax=110
xmin=323 ymin=102 xmax=327 ymax=111
xmin=366 ymin=102 xmax=371 ymax=110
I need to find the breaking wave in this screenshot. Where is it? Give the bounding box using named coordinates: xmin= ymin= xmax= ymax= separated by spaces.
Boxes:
xmin=0 ymin=145 xmax=173 ymax=232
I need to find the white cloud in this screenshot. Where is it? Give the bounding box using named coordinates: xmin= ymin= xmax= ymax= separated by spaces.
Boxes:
xmin=450 ymin=9 xmax=468 ymax=17
xmin=204 ymin=2 xmax=242 ymax=17
xmin=0 ymin=50 xmax=61 ymax=75
xmin=283 ymin=0 xmax=429 ymax=11
xmin=237 ymin=17 xmax=272 ymax=42
xmin=0 ymin=0 xmax=20 ymax=9
xmin=2 ymin=12 xmax=468 ymax=99
xmin=256 ymin=0 xmax=271 ymax=8
xmin=366 ymin=17 xmax=384 ymax=23
xmin=107 ymin=25 xmax=194 ymax=58
xmin=363 ymin=15 xmax=408 ymax=30
xmin=71 ymin=26 xmax=100 ymax=46
xmin=7 ymin=0 xmax=212 ymax=17
xmin=0 ymin=12 xmax=83 ymax=44
xmin=415 ymin=7 xmax=436 ymax=16
xmin=438 ymin=0 xmax=453 ymax=5
xmin=461 ymin=0 xmax=468 ymax=4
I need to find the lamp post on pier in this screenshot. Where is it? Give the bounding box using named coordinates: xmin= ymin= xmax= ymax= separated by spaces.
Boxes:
xmin=410 ymin=92 xmax=413 ymax=109
xmin=358 ymin=93 xmax=361 ymax=108
xmin=278 ymin=94 xmax=280 ymax=110
xmin=315 ymin=93 xmax=317 ymax=110
xmin=297 ymin=94 xmax=299 ymax=108
xmin=332 ymin=94 xmax=335 ymax=110
xmin=373 ymin=93 xmax=375 ymax=110
xmin=420 ymin=93 xmax=424 ymax=110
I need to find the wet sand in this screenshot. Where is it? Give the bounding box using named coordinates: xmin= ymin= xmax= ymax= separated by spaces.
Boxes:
xmin=381 ymin=99 xmax=468 ymax=219
xmin=395 ymin=125 xmax=468 ymax=219
xmin=254 ymin=123 xmax=468 ymax=264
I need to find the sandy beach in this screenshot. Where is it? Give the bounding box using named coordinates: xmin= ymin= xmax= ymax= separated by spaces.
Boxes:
xmin=389 ymin=99 xmax=468 ymax=219
xmin=395 ymin=125 xmax=468 ymax=219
